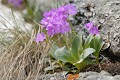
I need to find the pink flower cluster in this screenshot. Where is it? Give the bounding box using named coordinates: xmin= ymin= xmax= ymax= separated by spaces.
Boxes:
xmin=8 ymin=0 xmax=23 ymax=7
xmin=36 ymin=4 xmax=77 ymax=43
xmin=35 ymin=33 xmax=46 ymax=43
xmin=41 ymin=4 xmax=77 ymax=36
xmin=85 ymin=22 xmax=99 ymax=35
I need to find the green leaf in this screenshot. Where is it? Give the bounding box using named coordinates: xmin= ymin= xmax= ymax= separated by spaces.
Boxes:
xmin=90 ymin=34 xmax=104 ymax=63
xmin=49 ymin=45 xmax=59 ymax=60
xmin=84 ymin=34 xmax=93 ymax=48
xmin=90 ymin=34 xmax=104 ymax=56
xmin=71 ymin=32 xmax=83 ymax=60
xmin=78 ymin=32 xmax=83 ymax=54
xmin=76 ymin=48 xmax=95 ymax=64
xmin=74 ymin=61 xmax=87 ymax=70
xmin=77 ymin=31 xmax=83 ymax=45
xmin=71 ymin=36 xmax=80 ymax=60
xmin=55 ymin=46 xmax=75 ymax=63
xmin=44 ymin=65 xmax=60 ymax=73
xmin=44 ymin=66 xmax=55 ymax=72
xmin=95 ymin=35 xmax=104 ymax=55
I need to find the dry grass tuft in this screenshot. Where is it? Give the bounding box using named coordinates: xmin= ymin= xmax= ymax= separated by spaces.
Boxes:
xmin=0 ymin=30 xmax=50 ymax=80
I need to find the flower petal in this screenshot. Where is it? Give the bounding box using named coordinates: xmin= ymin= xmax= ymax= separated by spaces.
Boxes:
xmin=35 ymin=33 xmax=46 ymax=43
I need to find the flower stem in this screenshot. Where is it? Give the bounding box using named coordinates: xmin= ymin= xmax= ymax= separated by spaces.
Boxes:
xmin=63 ymin=35 xmax=70 ymax=50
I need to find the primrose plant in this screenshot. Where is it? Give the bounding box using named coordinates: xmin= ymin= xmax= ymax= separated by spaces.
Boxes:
xmin=84 ymin=22 xmax=104 ymax=64
xmin=36 ymin=4 xmax=104 ymax=71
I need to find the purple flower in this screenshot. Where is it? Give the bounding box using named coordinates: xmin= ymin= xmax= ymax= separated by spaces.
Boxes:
xmin=64 ymin=4 xmax=77 ymax=15
xmin=40 ymin=4 xmax=77 ymax=36
xmin=85 ymin=22 xmax=93 ymax=30
xmin=89 ymin=26 xmax=99 ymax=34
xmin=85 ymin=22 xmax=99 ymax=35
xmin=59 ymin=20 xmax=71 ymax=34
xmin=46 ymin=24 xmax=56 ymax=36
xmin=35 ymin=33 xmax=46 ymax=43
xmin=8 ymin=0 xmax=22 ymax=7
xmin=57 ymin=4 xmax=77 ymax=17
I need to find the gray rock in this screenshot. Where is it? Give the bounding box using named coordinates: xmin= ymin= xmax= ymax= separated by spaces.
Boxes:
xmin=100 ymin=70 xmax=111 ymax=76
xmin=78 ymin=71 xmax=114 ymax=80
xmin=0 ymin=3 xmax=32 ymax=51
xmin=84 ymin=12 xmax=93 ymax=18
xmin=38 ymin=71 xmax=120 ymax=80
xmin=37 ymin=73 xmax=66 ymax=80
xmin=114 ymin=75 xmax=120 ymax=80
xmin=97 ymin=0 xmax=120 ymax=56
xmin=0 ymin=4 xmax=31 ymax=31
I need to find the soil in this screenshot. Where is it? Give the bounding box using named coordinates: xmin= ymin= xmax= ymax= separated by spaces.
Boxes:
xmin=81 ymin=48 xmax=120 ymax=76
xmin=82 ymin=60 xmax=120 ymax=76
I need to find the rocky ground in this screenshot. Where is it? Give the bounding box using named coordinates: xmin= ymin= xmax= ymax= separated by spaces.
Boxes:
xmin=37 ymin=71 xmax=120 ymax=80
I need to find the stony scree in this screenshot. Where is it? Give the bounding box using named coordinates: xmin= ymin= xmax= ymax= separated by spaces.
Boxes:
xmin=93 ymin=0 xmax=120 ymax=57
xmin=37 ymin=71 xmax=120 ymax=80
